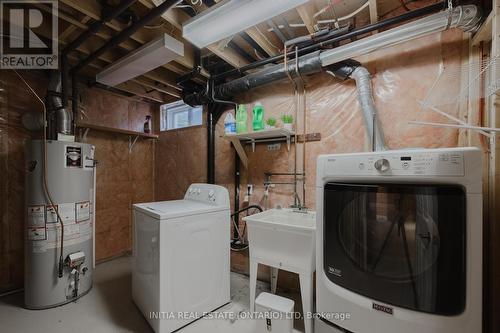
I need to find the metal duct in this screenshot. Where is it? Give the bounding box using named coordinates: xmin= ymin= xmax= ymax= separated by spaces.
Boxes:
xmin=351 ymin=67 xmax=386 ymax=151
xmin=320 ymin=5 xmax=482 ymax=67
xmin=183 ymin=5 xmax=482 ymax=105
xmin=48 ymin=72 xmax=73 ymax=136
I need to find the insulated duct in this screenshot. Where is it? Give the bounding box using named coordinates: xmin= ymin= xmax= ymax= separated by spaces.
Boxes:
xmin=185 ymin=51 xmax=323 ymax=105
xmin=183 ymin=5 xmax=482 ymax=105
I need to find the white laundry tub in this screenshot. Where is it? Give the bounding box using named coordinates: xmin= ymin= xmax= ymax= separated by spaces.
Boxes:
xmin=244 ymin=208 xmax=316 ymax=274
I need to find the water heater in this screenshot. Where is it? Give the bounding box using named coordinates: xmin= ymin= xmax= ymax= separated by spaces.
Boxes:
xmin=25 ymin=140 xmax=95 ymax=309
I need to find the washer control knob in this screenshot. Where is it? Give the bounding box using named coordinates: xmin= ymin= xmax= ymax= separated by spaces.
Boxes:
xmin=208 ymin=190 xmax=215 ymax=198
xmin=374 ymin=158 xmax=390 ymax=172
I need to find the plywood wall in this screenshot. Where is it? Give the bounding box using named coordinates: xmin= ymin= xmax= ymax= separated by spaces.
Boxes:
xmin=0 ymin=71 xmax=156 ymax=293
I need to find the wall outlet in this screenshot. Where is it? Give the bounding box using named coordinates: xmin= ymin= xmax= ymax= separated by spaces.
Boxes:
xmin=267 ymin=143 xmax=281 ymax=151
xmin=247 ymin=184 xmax=253 ymax=195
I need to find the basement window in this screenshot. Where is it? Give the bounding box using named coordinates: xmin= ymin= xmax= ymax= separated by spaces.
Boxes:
xmin=160 ymin=101 xmax=203 ymax=131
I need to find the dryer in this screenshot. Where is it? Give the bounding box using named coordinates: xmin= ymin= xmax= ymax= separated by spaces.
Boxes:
xmin=315 ymin=148 xmax=482 ymax=333
xmin=132 ymin=184 xmax=230 ymax=333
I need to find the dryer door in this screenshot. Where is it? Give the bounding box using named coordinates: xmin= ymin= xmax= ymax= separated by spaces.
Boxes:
xmin=323 ymin=183 xmax=466 ymax=315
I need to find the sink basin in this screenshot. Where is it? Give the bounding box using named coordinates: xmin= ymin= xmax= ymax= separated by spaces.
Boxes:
xmin=243 ymin=208 xmax=316 ymax=273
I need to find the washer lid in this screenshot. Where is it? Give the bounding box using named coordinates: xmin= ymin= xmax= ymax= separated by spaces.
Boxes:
xmin=133 ymin=200 xmax=228 ymax=220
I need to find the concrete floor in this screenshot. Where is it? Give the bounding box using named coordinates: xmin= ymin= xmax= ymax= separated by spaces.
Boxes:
xmin=0 ymin=256 xmax=304 ymax=333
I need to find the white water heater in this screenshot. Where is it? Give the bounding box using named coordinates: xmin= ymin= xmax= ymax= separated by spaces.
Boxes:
xmin=25 ymin=140 xmax=95 ymax=309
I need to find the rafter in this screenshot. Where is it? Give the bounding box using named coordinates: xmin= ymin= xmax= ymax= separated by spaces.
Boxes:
xmin=59 ymin=0 xmax=200 ymax=74
xmin=146 ymin=0 xmax=249 ymax=68
xmin=68 ymin=54 xmax=170 ymax=103
xmin=296 ymin=3 xmax=316 ymax=34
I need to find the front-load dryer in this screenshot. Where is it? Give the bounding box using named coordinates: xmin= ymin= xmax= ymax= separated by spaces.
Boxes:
xmin=132 ymin=184 xmax=230 ymax=333
xmin=315 ymin=148 xmax=482 ymax=333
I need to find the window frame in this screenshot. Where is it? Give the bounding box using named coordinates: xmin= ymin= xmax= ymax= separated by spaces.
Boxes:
xmin=160 ymin=101 xmax=204 ymax=132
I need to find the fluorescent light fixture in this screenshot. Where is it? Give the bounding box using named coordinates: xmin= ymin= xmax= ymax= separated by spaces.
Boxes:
xmin=97 ymin=33 xmax=184 ymax=86
xmin=182 ymin=0 xmax=308 ymax=48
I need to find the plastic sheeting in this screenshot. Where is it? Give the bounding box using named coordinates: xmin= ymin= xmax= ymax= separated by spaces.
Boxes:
xmin=217 ymin=29 xmax=468 ymax=212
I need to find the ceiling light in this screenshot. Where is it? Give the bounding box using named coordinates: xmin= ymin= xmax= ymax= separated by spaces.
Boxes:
xmin=182 ymin=0 xmax=308 ymax=48
xmin=97 ymin=34 xmax=184 ymax=86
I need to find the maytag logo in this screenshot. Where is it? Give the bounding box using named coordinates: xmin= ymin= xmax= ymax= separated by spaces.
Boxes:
xmin=372 ymin=302 xmax=393 ymax=315
xmin=328 ymin=266 xmax=342 ymax=277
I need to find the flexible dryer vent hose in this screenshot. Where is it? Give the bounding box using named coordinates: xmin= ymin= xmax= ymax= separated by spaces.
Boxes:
xmin=351 ymin=67 xmax=387 ymax=151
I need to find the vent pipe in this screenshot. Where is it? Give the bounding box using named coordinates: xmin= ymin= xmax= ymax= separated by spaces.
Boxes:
xmin=351 ymin=67 xmax=386 ymax=151
xmin=48 ymin=72 xmax=73 ymax=136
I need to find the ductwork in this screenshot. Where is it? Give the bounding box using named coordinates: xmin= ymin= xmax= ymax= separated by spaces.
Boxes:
xmin=351 ymin=67 xmax=386 ymax=151
xmin=48 ymin=72 xmax=73 ymax=136
xmin=183 ymin=5 xmax=482 ymax=105
xmin=319 ymin=5 xmax=482 ymax=67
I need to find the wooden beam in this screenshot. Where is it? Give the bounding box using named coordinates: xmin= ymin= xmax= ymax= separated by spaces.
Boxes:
xmin=148 ymin=0 xmax=249 ymax=68
xmin=60 ymin=16 xmax=91 ymax=41
xmin=296 ymin=4 xmax=316 ymax=34
xmin=245 ymin=27 xmax=279 ymax=56
xmin=68 ymin=54 xmax=170 ymax=103
xmin=59 ymin=0 xmax=200 ymax=73
xmin=369 ymin=0 xmax=378 ymax=24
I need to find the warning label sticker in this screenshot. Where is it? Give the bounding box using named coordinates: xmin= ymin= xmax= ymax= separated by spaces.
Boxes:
xmin=57 ymin=203 xmax=76 ymax=223
xmin=76 ymin=201 xmax=90 ymax=222
xmin=27 ymin=205 xmax=45 ymax=227
xmin=46 ymin=205 xmax=58 ymax=224
xmin=28 ymin=227 xmax=46 ymax=241
xmin=28 ymin=201 xmax=92 ymax=252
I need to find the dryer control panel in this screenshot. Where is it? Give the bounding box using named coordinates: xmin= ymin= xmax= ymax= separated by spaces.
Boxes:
xmin=323 ymin=150 xmax=465 ymax=177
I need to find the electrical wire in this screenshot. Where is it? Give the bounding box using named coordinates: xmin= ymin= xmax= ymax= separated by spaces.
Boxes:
xmin=0 ymin=60 xmax=66 ymax=278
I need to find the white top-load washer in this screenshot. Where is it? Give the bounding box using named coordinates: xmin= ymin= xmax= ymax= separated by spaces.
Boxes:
xmin=315 ymin=148 xmax=482 ymax=333
xmin=132 ymin=184 xmax=230 ymax=333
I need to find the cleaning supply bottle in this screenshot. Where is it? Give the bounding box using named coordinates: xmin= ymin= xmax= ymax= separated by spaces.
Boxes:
xmin=224 ymin=112 xmax=236 ymax=134
xmin=236 ymin=104 xmax=247 ymax=133
xmin=144 ymin=115 xmax=152 ymax=133
xmin=252 ymin=102 xmax=264 ymax=131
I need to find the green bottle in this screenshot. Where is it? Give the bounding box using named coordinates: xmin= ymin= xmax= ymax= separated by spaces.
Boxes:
xmin=236 ymin=104 xmax=247 ymax=133
xmin=252 ymin=102 xmax=264 ymax=131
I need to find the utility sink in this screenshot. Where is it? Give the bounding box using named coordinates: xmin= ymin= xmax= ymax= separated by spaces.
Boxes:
xmin=244 ymin=208 xmax=316 ymax=333
xmin=243 ymin=208 xmax=316 ymax=276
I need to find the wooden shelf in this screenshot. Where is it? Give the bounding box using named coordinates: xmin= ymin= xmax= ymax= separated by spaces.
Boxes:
xmin=223 ymin=128 xmax=294 ymax=168
xmin=76 ymin=122 xmax=159 ymax=139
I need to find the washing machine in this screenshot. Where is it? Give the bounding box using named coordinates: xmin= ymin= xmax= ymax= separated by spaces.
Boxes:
xmin=132 ymin=183 xmax=230 ymax=333
xmin=315 ymin=148 xmax=482 ymax=333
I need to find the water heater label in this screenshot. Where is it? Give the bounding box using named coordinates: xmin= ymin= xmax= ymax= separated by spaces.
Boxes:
xmin=66 ymin=146 xmax=82 ymax=168
xmin=76 ymin=201 xmax=90 ymax=222
xmin=46 ymin=205 xmax=58 ymax=224
xmin=27 ymin=227 xmax=46 ymax=241
xmin=58 ymin=203 xmax=76 ymax=223
xmin=27 ymin=205 xmax=45 ymax=227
